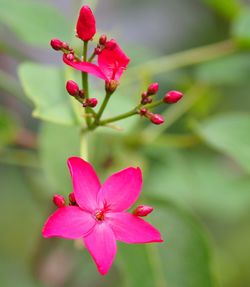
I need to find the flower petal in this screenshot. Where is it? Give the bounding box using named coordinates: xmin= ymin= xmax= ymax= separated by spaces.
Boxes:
xmin=98 ymin=40 xmax=130 ymax=81
xmin=42 ymin=206 xmax=95 ymax=239
xmin=83 ymin=222 xmax=117 ymax=275
xmin=106 ymin=212 xmax=163 ymax=243
xmin=67 ymin=157 xmax=101 ymax=211
xmin=63 ymin=55 xmax=107 ymax=80
xmin=98 ymin=167 xmax=142 ymax=212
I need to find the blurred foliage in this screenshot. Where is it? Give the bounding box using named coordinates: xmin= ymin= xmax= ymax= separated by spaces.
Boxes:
xmin=1 ymin=0 xmax=250 ymax=286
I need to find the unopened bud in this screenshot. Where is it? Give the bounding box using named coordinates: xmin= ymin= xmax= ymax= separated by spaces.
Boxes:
xmin=83 ymin=98 xmax=98 ymax=108
xmin=66 ymin=80 xmax=79 ymax=96
xmin=105 ymin=80 xmax=119 ymax=93
xmin=139 ymin=108 xmax=148 ymax=116
xmin=141 ymin=97 xmax=152 ymax=105
xmin=133 ymin=205 xmax=154 ymax=217
xmin=99 ymin=34 xmax=107 ymax=45
xmin=53 ymin=194 xmax=66 ymax=208
xmin=66 ymin=53 xmax=75 ymax=61
xmin=76 ymin=6 xmax=96 ymax=41
xmin=69 ymin=192 xmax=76 ymax=205
xmin=149 ymin=113 xmax=164 ymax=125
xmin=105 ymin=39 xmax=117 ymax=50
xmin=50 ymin=38 xmax=64 ymax=51
xmin=94 ymin=47 xmax=102 ymax=55
xmin=147 ymin=82 xmax=159 ymax=95
xmin=163 ymin=90 xmax=183 ymax=103
xmin=79 ymin=90 xmax=85 ymax=98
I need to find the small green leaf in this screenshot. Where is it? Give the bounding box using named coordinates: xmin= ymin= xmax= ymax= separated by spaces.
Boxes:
xmin=118 ymin=200 xmax=216 ymax=287
xmin=0 ymin=0 xmax=71 ymax=46
xmin=39 ymin=122 xmax=80 ymax=195
xmin=232 ymin=9 xmax=250 ymax=47
xmin=196 ymin=113 xmax=250 ymax=173
xmin=19 ymin=63 xmax=77 ymax=126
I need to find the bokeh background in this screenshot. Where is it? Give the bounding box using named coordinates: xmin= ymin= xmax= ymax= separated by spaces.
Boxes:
xmin=1 ymin=0 xmax=250 ymax=286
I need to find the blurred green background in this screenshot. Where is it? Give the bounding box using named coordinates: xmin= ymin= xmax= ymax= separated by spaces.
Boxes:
xmin=1 ymin=0 xmax=250 ymax=286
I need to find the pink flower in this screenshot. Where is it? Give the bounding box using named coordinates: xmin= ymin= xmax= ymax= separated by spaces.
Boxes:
xmin=42 ymin=157 xmax=162 ymax=275
xmin=63 ymin=40 xmax=130 ymax=83
xmin=76 ymin=6 xmax=96 ymax=41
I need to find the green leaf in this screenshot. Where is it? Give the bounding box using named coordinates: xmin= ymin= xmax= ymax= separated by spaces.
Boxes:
xmin=118 ymin=200 xmax=216 ymax=287
xmin=232 ymin=9 xmax=250 ymax=47
xmin=39 ymin=122 xmax=80 ymax=195
xmin=196 ymin=113 xmax=250 ymax=173
xmin=145 ymin=148 xmax=250 ymax=219
xmin=201 ymin=0 xmax=241 ymax=20
xmin=0 ymin=0 xmax=71 ymax=46
xmin=0 ymin=108 xmax=18 ymax=149
xmin=18 ymin=63 xmax=77 ymax=125
xmin=195 ymin=54 xmax=250 ymax=86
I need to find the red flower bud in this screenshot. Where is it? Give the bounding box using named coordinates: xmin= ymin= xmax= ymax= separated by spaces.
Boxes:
xmin=133 ymin=205 xmax=154 ymax=217
xmin=50 ymin=38 xmax=64 ymax=51
xmin=83 ymin=98 xmax=98 ymax=108
xmin=163 ymin=90 xmax=183 ymax=103
xmin=105 ymin=39 xmax=117 ymax=50
xmin=99 ymin=34 xmax=107 ymax=45
xmin=94 ymin=47 xmax=102 ymax=55
xmin=69 ymin=192 xmax=76 ymax=205
xmin=147 ymin=82 xmax=159 ymax=95
xmin=76 ymin=6 xmax=96 ymax=41
xmin=139 ymin=108 xmax=148 ymax=116
xmin=66 ymin=80 xmax=79 ymax=96
xmin=53 ymin=194 xmax=66 ymax=208
xmin=66 ymin=53 xmax=75 ymax=61
xmin=141 ymin=97 xmax=152 ymax=105
xmin=149 ymin=113 xmax=164 ymax=125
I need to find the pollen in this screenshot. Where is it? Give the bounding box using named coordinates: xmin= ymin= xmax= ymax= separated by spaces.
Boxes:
xmin=95 ymin=210 xmax=105 ymax=221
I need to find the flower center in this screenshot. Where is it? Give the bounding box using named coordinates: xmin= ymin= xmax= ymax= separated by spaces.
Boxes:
xmin=95 ymin=210 xmax=105 ymax=221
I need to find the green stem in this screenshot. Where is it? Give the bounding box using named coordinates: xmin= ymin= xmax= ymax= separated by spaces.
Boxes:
xmin=81 ymin=41 xmax=91 ymax=127
xmin=94 ymin=92 xmax=112 ymax=125
xmin=99 ymin=99 xmax=164 ymax=126
xmin=88 ymin=51 xmax=96 ymax=62
xmin=80 ymin=129 xmax=88 ymax=160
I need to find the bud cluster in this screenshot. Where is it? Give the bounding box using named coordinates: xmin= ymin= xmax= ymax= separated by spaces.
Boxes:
xmin=139 ymin=108 xmax=165 ymax=125
xmin=140 ymin=82 xmax=159 ymax=105
xmin=137 ymin=82 xmax=183 ymax=125
xmin=49 ymin=4 xmax=184 ymax=130
xmin=66 ymin=80 xmax=98 ymax=108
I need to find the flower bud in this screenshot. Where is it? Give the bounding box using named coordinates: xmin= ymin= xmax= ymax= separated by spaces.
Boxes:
xmin=147 ymin=82 xmax=159 ymax=95
xmin=94 ymin=47 xmax=102 ymax=55
xmin=69 ymin=192 xmax=76 ymax=205
xmin=66 ymin=53 xmax=75 ymax=61
xmin=66 ymin=80 xmax=79 ymax=96
xmin=163 ymin=90 xmax=183 ymax=103
xmin=99 ymin=34 xmax=107 ymax=45
xmin=50 ymin=38 xmax=64 ymax=51
xmin=139 ymin=108 xmax=148 ymax=116
xmin=105 ymin=80 xmax=119 ymax=93
xmin=53 ymin=194 xmax=66 ymax=208
xmin=149 ymin=113 xmax=164 ymax=125
xmin=105 ymin=39 xmax=117 ymax=50
xmin=133 ymin=205 xmax=154 ymax=217
xmin=141 ymin=97 xmax=152 ymax=105
xmin=76 ymin=6 xmax=96 ymax=41
xmin=83 ymin=98 xmax=98 ymax=108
